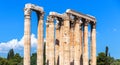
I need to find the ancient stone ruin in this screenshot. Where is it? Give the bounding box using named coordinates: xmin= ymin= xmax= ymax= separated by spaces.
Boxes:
xmin=24 ymin=3 xmax=96 ymax=65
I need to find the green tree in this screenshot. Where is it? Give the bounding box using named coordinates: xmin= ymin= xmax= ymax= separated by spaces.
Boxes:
xmin=0 ymin=57 xmax=8 ymax=65
xmin=7 ymin=49 xmax=14 ymax=60
xmin=97 ymin=52 xmax=106 ymax=65
xmin=110 ymin=59 xmax=120 ymax=65
xmin=97 ymin=46 xmax=114 ymax=65
xmin=12 ymin=53 xmax=22 ymax=64
xmin=7 ymin=53 xmax=22 ymax=65
xmin=105 ymin=46 xmax=108 ymax=56
xmin=31 ymin=53 xmax=37 ymax=65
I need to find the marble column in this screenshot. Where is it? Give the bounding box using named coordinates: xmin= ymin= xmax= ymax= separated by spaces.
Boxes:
xmin=70 ymin=23 xmax=74 ymax=65
xmin=55 ymin=22 xmax=60 ymax=65
xmin=80 ymin=20 xmax=83 ymax=65
xmin=74 ymin=17 xmax=81 ymax=65
xmin=91 ymin=23 xmax=96 ymax=65
xmin=37 ymin=13 xmax=44 ymax=65
xmin=83 ymin=21 xmax=89 ymax=65
xmin=24 ymin=8 xmax=31 ymax=65
xmin=46 ymin=20 xmax=49 ymax=65
xmin=48 ymin=16 xmax=55 ymax=65
xmin=59 ymin=21 xmax=64 ymax=65
xmin=63 ymin=14 xmax=70 ymax=65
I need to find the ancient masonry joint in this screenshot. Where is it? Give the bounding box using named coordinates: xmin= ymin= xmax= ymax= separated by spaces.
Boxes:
xmin=24 ymin=3 xmax=96 ymax=65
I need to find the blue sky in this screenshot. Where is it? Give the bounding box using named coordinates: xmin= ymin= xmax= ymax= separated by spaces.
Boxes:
xmin=0 ymin=0 xmax=120 ymax=59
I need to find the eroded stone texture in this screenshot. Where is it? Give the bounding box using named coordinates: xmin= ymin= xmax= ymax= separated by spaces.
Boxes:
xmin=91 ymin=23 xmax=96 ymax=65
xmin=63 ymin=14 xmax=70 ymax=65
xmin=47 ymin=16 xmax=55 ymax=65
xmin=24 ymin=3 xmax=44 ymax=65
xmin=46 ymin=21 xmax=49 ymax=65
xmin=83 ymin=21 xmax=89 ymax=65
xmin=55 ymin=22 xmax=60 ymax=65
xmin=70 ymin=23 xmax=74 ymax=65
xmin=74 ymin=17 xmax=80 ymax=65
xmin=80 ymin=20 xmax=83 ymax=65
xmin=24 ymin=8 xmax=31 ymax=65
xmin=37 ymin=13 xmax=44 ymax=65
xmin=59 ymin=23 xmax=64 ymax=65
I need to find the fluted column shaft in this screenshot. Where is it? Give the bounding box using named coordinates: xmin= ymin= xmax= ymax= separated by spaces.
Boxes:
xmin=46 ymin=22 xmax=49 ymax=65
xmin=83 ymin=22 xmax=88 ymax=65
xmin=70 ymin=26 xmax=74 ymax=65
xmin=59 ymin=23 xmax=64 ymax=65
xmin=74 ymin=18 xmax=81 ymax=65
xmin=80 ymin=20 xmax=83 ymax=65
xmin=91 ymin=23 xmax=96 ymax=65
xmin=63 ymin=14 xmax=70 ymax=65
xmin=55 ymin=25 xmax=60 ymax=65
xmin=48 ymin=17 xmax=55 ymax=65
xmin=24 ymin=9 xmax=31 ymax=65
xmin=37 ymin=13 xmax=44 ymax=65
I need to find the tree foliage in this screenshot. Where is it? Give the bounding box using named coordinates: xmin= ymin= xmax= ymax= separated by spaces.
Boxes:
xmin=97 ymin=46 xmax=119 ymax=65
xmin=0 ymin=49 xmax=23 ymax=65
xmin=111 ymin=59 xmax=120 ymax=65
xmin=105 ymin=46 xmax=109 ymax=57
xmin=31 ymin=53 xmax=37 ymax=65
xmin=0 ymin=57 xmax=8 ymax=65
xmin=7 ymin=49 xmax=14 ymax=60
xmin=0 ymin=46 xmax=120 ymax=65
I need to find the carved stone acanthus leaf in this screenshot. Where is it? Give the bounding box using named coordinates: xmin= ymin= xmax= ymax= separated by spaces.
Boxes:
xmin=24 ymin=8 xmax=31 ymax=16
xmin=47 ymin=16 xmax=54 ymax=23
xmin=91 ymin=23 xmax=96 ymax=29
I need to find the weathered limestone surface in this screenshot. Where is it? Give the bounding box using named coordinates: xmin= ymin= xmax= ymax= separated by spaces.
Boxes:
xmin=46 ymin=21 xmax=49 ymax=65
xmin=83 ymin=21 xmax=89 ymax=65
xmin=24 ymin=8 xmax=31 ymax=65
xmin=37 ymin=13 xmax=44 ymax=65
xmin=66 ymin=9 xmax=96 ymax=22
xmin=91 ymin=23 xmax=96 ymax=65
xmin=55 ymin=23 xmax=60 ymax=65
xmin=25 ymin=3 xmax=44 ymax=13
xmin=80 ymin=20 xmax=83 ymax=65
xmin=74 ymin=18 xmax=80 ymax=65
xmin=63 ymin=14 xmax=70 ymax=65
xmin=70 ymin=25 xmax=74 ymax=65
xmin=59 ymin=24 xmax=64 ymax=65
xmin=48 ymin=16 xmax=55 ymax=65
xmin=24 ymin=3 xmax=44 ymax=65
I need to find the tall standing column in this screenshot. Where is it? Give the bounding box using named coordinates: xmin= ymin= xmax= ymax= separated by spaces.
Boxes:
xmin=24 ymin=8 xmax=31 ymax=65
xmin=59 ymin=22 xmax=64 ymax=65
xmin=63 ymin=14 xmax=70 ymax=65
xmin=37 ymin=13 xmax=44 ymax=65
xmin=83 ymin=21 xmax=89 ymax=65
xmin=46 ymin=20 xmax=49 ymax=65
xmin=70 ymin=23 xmax=74 ymax=65
xmin=48 ymin=16 xmax=55 ymax=65
xmin=91 ymin=23 xmax=96 ymax=65
xmin=55 ymin=23 xmax=60 ymax=65
xmin=74 ymin=18 xmax=81 ymax=65
xmin=80 ymin=20 xmax=83 ymax=65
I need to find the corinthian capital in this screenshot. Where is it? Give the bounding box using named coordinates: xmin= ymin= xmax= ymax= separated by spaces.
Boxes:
xmin=24 ymin=8 xmax=31 ymax=16
xmin=47 ymin=16 xmax=54 ymax=23
xmin=91 ymin=22 xmax=96 ymax=29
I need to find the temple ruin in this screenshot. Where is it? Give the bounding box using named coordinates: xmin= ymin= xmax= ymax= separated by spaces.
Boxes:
xmin=24 ymin=3 xmax=96 ymax=65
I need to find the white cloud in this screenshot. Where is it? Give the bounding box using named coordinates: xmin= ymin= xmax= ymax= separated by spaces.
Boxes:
xmin=0 ymin=34 xmax=37 ymax=54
